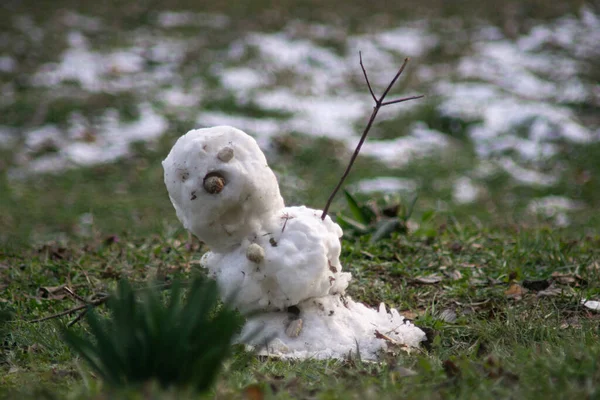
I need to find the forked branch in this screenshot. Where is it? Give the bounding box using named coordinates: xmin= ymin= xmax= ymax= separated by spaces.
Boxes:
xmin=321 ymin=53 xmax=424 ymax=220
xmin=29 ymin=281 xmax=175 ymax=326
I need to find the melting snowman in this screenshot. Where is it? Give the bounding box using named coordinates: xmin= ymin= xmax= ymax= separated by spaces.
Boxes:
xmin=163 ymin=125 xmax=425 ymax=360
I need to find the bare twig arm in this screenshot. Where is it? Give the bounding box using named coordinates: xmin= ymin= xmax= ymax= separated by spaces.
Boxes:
xmin=321 ymin=56 xmax=424 ymax=220
xmin=29 ymin=281 xmax=176 ymax=326
xmin=359 ymin=51 xmax=378 ymax=103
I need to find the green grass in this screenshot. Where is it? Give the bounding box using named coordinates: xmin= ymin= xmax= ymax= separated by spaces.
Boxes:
xmin=2 ymin=0 xmax=600 ymax=398
xmin=1 ymin=155 xmax=599 ymax=398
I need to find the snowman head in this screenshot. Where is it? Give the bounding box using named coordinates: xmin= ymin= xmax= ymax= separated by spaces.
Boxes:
xmin=163 ymin=126 xmax=285 ymax=250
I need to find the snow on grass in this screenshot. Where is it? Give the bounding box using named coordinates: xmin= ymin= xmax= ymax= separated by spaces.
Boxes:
xmin=9 ymin=104 xmax=167 ymax=177
xmin=354 ymin=177 xmax=418 ymax=194
xmin=5 ymin=8 xmax=599 ymax=207
xmin=358 ymin=122 xmax=449 ymax=167
xmin=453 ymin=177 xmax=479 ymax=204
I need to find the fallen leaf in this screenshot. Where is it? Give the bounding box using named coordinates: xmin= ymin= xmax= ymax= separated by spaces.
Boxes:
xmin=443 ymin=359 xmax=461 ymax=379
xmin=505 ymin=284 xmax=525 ymax=300
xmin=361 ymin=250 xmax=375 ymax=259
xmin=444 ymin=270 xmax=463 ymax=281
xmin=551 ymin=272 xmax=585 ymax=286
xmin=469 ymin=278 xmax=488 ymax=287
xmin=438 ymin=309 xmax=457 ymax=323
xmin=450 ymin=242 xmax=463 ymax=253
xmin=400 ymin=309 xmax=425 ymax=320
xmin=582 ymin=299 xmax=600 ymax=311
xmin=243 ymin=384 xmax=264 ymax=400
xmin=536 ymin=286 xmax=566 ymax=297
xmin=37 ymin=285 xmax=67 ymax=300
xmin=414 ymin=275 xmax=443 ymax=284
xmin=395 ymin=367 xmax=418 ymax=377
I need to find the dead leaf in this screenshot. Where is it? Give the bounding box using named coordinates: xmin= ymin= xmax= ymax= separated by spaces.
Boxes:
xmin=37 ymin=285 xmax=67 ymax=300
xmin=414 ymin=275 xmax=443 ymax=284
xmin=469 ymin=278 xmax=488 ymax=287
xmin=37 ymin=244 xmax=70 ymax=260
xmin=537 ymin=286 xmax=563 ymax=297
xmin=438 ymin=309 xmax=457 ymax=323
xmin=243 ymin=384 xmax=264 ymax=400
xmin=450 ymin=242 xmax=463 ymax=253
xmin=361 ymin=251 xmax=375 ymax=259
xmin=582 ymin=299 xmax=600 ymax=311
xmin=444 ymin=270 xmax=463 ymax=281
xmin=505 ymin=284 xmax=526 ymax=300
xmin=395 ymin=367 xmax=418 ymax=377
xmin=401 ymin=309 xmax=425 ymax=320
xmin=375 ymin=330 xmax=416 ymax=355
xmin=443 ymin=359 xmax=461 ymax=379
xmin=551 ymin=272 xmax=586 ymax=286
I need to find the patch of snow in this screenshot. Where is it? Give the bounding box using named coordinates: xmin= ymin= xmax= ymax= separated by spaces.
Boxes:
xmin=62 ymin=11 xmax=103 ymax=31
xmin=0 ymin=55 xmax=16 ymax=73
xmin=197 ymin=112 xmax=282 ymax=147
xmin=497 ymin=158 xmax=558 ymax=187
xmin=359 ymin=122 xmax=448 ymax=167
xmin=25 ymin=125 xmax=63 ymax=152
xmin=374 ymin=25 xmax=439 ymax=57
xmin=453 ymin=177 xmax=479 ymax=204
xmin=157 ymin=11 xmax=229 ymax=29
xmin=527 ymin=195 xmax=583 ymax=227
xmin=582 ymin=299 xmax=600 ymax=312
xmin=0 ymin=126 xmax=17 ymax=149
xmin=32 ymin=31 xmax=187 ymax=94
xmin=355 ymin=177 xmax=417 ymax=194
xmin=11 ymin=104 xmax=167 ymax=175
xmin=220 ymin=67 xmax=268 ymax=93
xmin=161 ymin=87 xmax=201 ymax=108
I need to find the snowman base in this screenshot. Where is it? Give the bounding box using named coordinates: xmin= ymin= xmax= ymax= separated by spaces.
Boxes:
xmin=241 ymin=294 xmax=425 ymax=361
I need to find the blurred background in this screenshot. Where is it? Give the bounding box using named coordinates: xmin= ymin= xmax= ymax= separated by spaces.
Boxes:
xmin=1 ymin=0 xmax=599 ymax=249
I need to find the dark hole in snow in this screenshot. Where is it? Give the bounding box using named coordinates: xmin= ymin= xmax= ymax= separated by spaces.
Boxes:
xmin=287 ymin=305 xmax=301 ymax=317
xmin=203 ymin=171 xmax=226 ymax=194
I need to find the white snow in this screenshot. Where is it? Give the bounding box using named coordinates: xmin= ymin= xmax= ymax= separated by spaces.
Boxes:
xmin=0 ymin=127 xmax=17 ymax=149
xmin=527 ymin=196 xmax=583 ymax=227
xmin=244 ymin=296 xmax=424 ymax=360
xmin=359 ymin=122 xmax=448 ymax=167
xmin=10 ymin=104 xmax=167 ymax=176
xmin=582 ymin=299 xmax=600 ymax=312
xmin=156 ymin=11 xmax=229 ymax=29
xmin=7 ymin=8 xmax=600 ymax=203
xmin=162 ymin=126 xmax=285 ymax=251
xmin=453 ymin=177 xmax=479 ymax=204
xmin=202 ymin=206 xmax=351 ymax=312
xmin=0 ymin=55 xmax=16 ymax=73
xmin=163 ymin=126 xmax=426 ymax=360
xmin=355 ymin=177 xmax=417 ymax=194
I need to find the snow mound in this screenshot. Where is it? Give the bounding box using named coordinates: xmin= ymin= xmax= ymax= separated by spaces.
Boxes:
xmin=244 ymin=295 xmax=424 ymax=360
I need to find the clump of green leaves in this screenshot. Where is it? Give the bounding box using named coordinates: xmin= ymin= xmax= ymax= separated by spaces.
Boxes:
xmin=62 ymin=277 xmax=243 ymax=393
xmin=337 ymin=190 xmax=422 ymax=242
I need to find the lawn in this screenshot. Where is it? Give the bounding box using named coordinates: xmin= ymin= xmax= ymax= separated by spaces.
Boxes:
xmin=1 ymin=0 xmax=599 ymax=398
